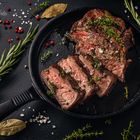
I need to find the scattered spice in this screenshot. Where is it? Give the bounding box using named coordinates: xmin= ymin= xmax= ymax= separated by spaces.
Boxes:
xmin=41 ymin=3 xmax=68 ymax=19
xmin=15 ymin=27 xmax=24 ymax=34
xmin=121 ymin=121 xmax=134 ymax=140
xmin=0 ymin=119 xmax=26 ymax=136
xmin=41 ymin=50 xmax=53 ymax=63
xmin=29 ymin=113 xmax=49 ymax=125
xmin=35 ymin=15 xmax=41 ymax=21
xmin=45 ymin=40 xmax=55 ymax=48
xmin=63 ymin=124 xmax=103 ymax=140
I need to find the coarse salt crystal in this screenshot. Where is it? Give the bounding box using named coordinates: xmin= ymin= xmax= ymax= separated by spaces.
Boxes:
xmin=51 ymin=132 xmax=54 ymax=135
xmin=47 ymin=120 xmax=51 ymax=124
xmin=22 ymin=109 xmax=25 ymax=111
xmin=22 ymin=11 xmax=25 ymax=15
xmin=52 ymin=125 xmax=56 ymax=129
xmin=28 ymin=106 xmax=31 ymax=109
xmin=56 ymin=53 xmax=59 ymax=57
xmin=20 ymin=113 xmax=25 ymax=117
xmin=124 ymin=10 xmax=127 ymax=13
xmin=135 ymin=6 xmax=138 ymax=10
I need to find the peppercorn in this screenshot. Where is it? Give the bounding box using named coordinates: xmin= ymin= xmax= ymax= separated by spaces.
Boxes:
xmin=35 ymin=15 xmax=40 ymax=21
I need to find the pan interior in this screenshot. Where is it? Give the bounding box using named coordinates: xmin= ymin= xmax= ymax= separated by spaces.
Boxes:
xmin=31 ymin=8 xmax=140 ymax=118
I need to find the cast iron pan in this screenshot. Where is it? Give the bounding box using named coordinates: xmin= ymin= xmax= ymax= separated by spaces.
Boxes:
xmin=29 ymin=7 xmax=140 ymax=119
xmin=0 ymin=7 xmax=140 ymax=120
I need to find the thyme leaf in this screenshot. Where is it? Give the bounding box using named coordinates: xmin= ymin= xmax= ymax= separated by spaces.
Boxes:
xmin=63 ymin=124 xmax=103 ymax=140
xmin=89 ymin=17 xmax=120 ymax=28
xmin=32 ymin=0 xmax=50 ymax=16
xmin=121 ymin=121 xmax=134 ymax=140
xmin=124 ymin=86 xmax=129 ymax=99
xmin=124 ymin=0 xmax=140 ymax=26
xmin=0 ymin=24 xmax=39 ymax=80
xmin=41 ymin=50 xmax=53 ymax=63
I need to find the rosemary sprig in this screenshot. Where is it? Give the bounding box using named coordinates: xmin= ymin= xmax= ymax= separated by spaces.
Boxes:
xmin=0 ymin=24 xmax=39 ymax=79
xmin=121 ymin=121 xmax=134 ymax=140
xmin=63 ymin=124 xmax=103 ymax=140
xmin=124 ymin=0 xmax=140 ymax=26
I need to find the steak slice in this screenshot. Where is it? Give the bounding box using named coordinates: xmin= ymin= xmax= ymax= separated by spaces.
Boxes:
xmin=41 ymin=66 xmax=83 ymax=110
xmin=78 ymin=55 xmax=117 ymax=97
xmin=58 ymin=56 xmax=97 ymax=100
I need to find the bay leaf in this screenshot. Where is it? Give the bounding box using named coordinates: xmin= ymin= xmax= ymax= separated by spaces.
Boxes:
xmin=41 ymin=3 xmax=68 ymax=19
xmin=0 ymin=119 xmax=26 ymax=136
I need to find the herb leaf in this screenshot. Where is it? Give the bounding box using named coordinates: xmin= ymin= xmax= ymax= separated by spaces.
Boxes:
xmin=124 ymin=0 xmax=140 ymax=26
xmin=0 ymin=24 xmax=39 ymax=79
xmin=121 ymin=121 xmax=134 ymax=140
xmin=41 ymin=3 xmax=68 ymax=19
xmin=63 ymin=124 xmax=103 ymax=140
xmin=0 ymin=119 xmax=26 ymax=136
xmin=41 ymin=50 xmax=53 ymax=63
xmin=124 ymin=86 xmax=129 ymax=99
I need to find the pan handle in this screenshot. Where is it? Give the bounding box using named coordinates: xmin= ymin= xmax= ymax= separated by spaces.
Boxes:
xmin=0 ymin=86 xmax=38 ymax=121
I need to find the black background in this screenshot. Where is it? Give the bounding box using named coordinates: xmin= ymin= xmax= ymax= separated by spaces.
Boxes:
xmin=0 ymin=0 xmax=140 ymax=140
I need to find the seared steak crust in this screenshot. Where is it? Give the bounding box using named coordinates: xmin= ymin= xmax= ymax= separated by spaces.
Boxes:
xmin=41 ymin=67 xmax=83 ymax=109
xmin=69 ymin=9 xmax=134 ymax=81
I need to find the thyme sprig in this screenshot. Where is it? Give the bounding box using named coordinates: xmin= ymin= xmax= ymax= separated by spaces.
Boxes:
xmin=124 ymin=0 xmax=140 ymax=26
xmin=31 ymin=0 xmax=50 ymax=16
xmin=40 ymin=50 xmax=53 ymax=63
xmin=63 ymin=124 xmax=103 ymax=140
xmin=0 ymin=24 xmax=39 ymax=79
xmin=121 ymin=121 xmax=134 ymax=140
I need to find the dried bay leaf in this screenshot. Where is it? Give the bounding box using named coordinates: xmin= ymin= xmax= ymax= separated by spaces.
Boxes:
xmin=41 ymin=3 xmax=68 ymax=19
xmin=0 ymin=119 xmax=26 ymax=136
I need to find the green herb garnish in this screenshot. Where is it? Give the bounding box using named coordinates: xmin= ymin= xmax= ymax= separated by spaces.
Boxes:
xmin=47 ymin=82 xmax=57 ymax=96
xmin=88 ymin=17 xmax=123 ymax=45
xmin=0 ymin=24 xmax=39 ymax=80
xmin=121 ymin=121 xmax=134 ymax=140
xmin=41 ymin=50 xmax=53 ymax=63
xmin=94 ymin=77 xmax=101 ymax=82
xmin=124 ymin=86 xmax=129 ymax=99
xmin=89 ymin=17 xmax=120 ymax=28
xmin=92 ymin=59 xmax=101 ymax=70
xmin=124 ymin=0 xmax=140 ymax=26
xmin=63 ymin=124 xmax=103 ymax=140
xmin=32 ymin=0 xmax=50 ymax=16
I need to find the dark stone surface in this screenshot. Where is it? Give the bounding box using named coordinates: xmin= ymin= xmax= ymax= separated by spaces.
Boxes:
xmin=0 ymin=0 xmax=140 ymax=140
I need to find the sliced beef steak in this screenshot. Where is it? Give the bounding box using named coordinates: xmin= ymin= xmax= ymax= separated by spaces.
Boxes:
xmin=58 ymin=56 xmax=97 ymax=100
xmin=41 ymin=66 xmax=83 ymax=109
xmin=78 ymin=55 xmax=116 ymax=97
xmin=69 ymin=9 xmax=134 ymax=81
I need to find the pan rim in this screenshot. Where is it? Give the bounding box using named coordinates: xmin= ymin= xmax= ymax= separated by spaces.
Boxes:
xmin=28 ymin=7 xmax=140 ymax=119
